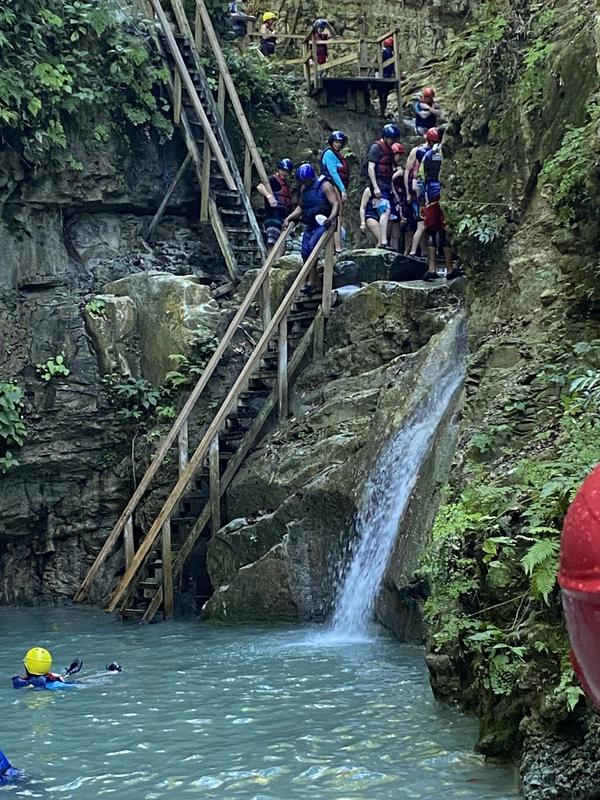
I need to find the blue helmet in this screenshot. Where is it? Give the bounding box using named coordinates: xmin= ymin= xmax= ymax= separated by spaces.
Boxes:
xmin=314 ymin=18 xmax=327 ymax=29
xmin=328 ymin=130 xmax=348 ymax=145
xmin=277 ymin=158 xmax=294 ymax=171
xmin=296 ymin=163 xmax=316 ymax=182
xmin=382 ymin=123 xmax=401 ymax=140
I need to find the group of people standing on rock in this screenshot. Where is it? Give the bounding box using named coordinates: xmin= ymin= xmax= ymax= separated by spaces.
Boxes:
xmin=256 ymin=86 xmax=464 ymax=294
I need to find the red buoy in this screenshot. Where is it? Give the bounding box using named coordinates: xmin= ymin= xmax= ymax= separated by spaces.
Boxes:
xmin=558 ymin=464 xmax=600 ymax=708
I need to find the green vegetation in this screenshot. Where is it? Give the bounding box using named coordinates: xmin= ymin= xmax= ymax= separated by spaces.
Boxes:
xmin=0 ymin=382 xmax=27 ymax=473
xmin=36 ymin=353 xmax=70 ymax=381
xmin=85 ymin=298 xmax=106 ymax=318
xmin=164 ymin=336 xmax=219 ymax=389
xmin=424 ymin=340 xmax=600 ymax=745
xmin=0 ymin=0 xmax=172 ymax=163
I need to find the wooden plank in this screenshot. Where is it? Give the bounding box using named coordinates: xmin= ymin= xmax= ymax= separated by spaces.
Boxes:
xmin=218 ymin=73 xmax=225 ymax=119
xmin=173 ymin=71 xmax=182 ymax=124
xmin=195 ymin=0 xmax=271 ymax=189
xmin=322 ymin=235 xmax=334 ymax=319
xmin=106 ymin=229 xmax=333 ymax=614
xmin=150 ymin=0 xmax=235 ymax=191
xmin=194 ymin=0 xmax=203 ymax=50
xmin=209 ymin=435 xmax=221 ymax=536
xmin=74 ymin=226 xmax=290 ymax=603
xmin=394 ymin=32 xmax=402 ymax=131
xmin=278 ymin=317 xmax=288 ymax=420
xmin=317 ymin=51 xmax=358 ymax=72
xmin=208 ymin=197 xmax=238 ymax=281
xmin=261 ymin=274 xmax=271 ymax=329
xmin=143 ymin=312 xmax=321 ymax=622
xmin=171 ymin=0 xmax=194 ymax=41
xmin=162 ymin=518 xmax=174 ymax=620
xmin=178 ymin=419 xmax=189 ymax=475
xmin=200 ymin=139 xmax=210 ymax=222
xmin=313 ymin=310 xmax=324 ymax=357
xmin=311 ymin=37 xmax=318 ymax=91
xmin=244 ymin=144 xmax=252 ymax=198
xmin=146 ymin=154 xmax=191 ymax=240
xmin=124 ymin=516 xmax=134 ymax=569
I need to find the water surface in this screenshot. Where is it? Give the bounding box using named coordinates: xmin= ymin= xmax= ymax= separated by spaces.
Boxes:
xmin=0 ymin=607 xmax=517 ymax=799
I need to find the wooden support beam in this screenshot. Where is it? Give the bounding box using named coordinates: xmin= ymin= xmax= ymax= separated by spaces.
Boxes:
xmin=173 ymin=71 xmax=182 ymax=124
xmin=150 ymin=0 xmax=235 ymax=190
xmin=162 ymin=518 xmax=174 ymax=620
xmin=323 ymin=236 xmax=334 ymax=319
xmin=278 ymin=317 xmax=288 ymax=420
xmin=200 ymin=139 xmax=210 ymax=222
xmin=208 ymin=197 xmax=238 ymax=280
xmin=194 ymin=0 xmax=203 ymax=50
xmin=124 ymin=516 xmax=134 ymax=569
xmin=178 ymin=419 xmax=189 ymax=475
xmin=244 ymin=145 xmax=252 ymax=198
xmin=261 ymin=274 xmax=271 ymax=330
xmin=209 ymin=435 xmax=221 ymax=536
xmin=218 ymin=74 xmax=225 ymax=119
xmin=146 ymin=153 xmax=191 ymax=240
xmin=393 ymin=31 xmax=403 ymax=132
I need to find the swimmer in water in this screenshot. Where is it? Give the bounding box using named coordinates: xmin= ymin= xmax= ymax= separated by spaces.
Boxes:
xmin=12 ymin=648 xmax=82 ymax=689
xmin=0 ymin=751 xmax=22 ymax=785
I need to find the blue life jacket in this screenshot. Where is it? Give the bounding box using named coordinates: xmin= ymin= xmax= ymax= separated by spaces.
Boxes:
xmin=300 ymin=176 xmax=332 ymax=227
xmin=421 ymin=146 xmax=443 ymax=183
xmin=381 ymin=46 xmax=394 ymax=78
xmin=413 ymin=100 xmax=437 ymax=132
xmin=0 ymin=751 xmax=22 ymax=785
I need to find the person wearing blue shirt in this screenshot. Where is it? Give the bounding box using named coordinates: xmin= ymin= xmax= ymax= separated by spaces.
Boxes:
xmin=0 ymin=751 xmax=22 ymax=785
xmin=319 ymin=131 xmax=349 ymax=254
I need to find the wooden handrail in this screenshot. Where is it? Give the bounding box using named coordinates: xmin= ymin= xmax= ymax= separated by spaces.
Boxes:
xmin=194 ymin=0 xmax=271 ymax=191
xmin=150 ymin=0 xmax=235 ymax=191
xmin=106 ymin=227 xmax=334 ymax=613
xmin=74 ymin=226 xmax=291 ymax=602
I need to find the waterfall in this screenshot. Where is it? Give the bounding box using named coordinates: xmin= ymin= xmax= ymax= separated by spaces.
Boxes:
xmin=327 ymin=320 xmax=466 ymax=641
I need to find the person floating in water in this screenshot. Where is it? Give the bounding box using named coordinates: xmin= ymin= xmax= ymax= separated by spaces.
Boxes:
xmin=0 ymin=751 xmax=22 ymax=785
xmin=12 ymin=647 xmax=82 ymax=689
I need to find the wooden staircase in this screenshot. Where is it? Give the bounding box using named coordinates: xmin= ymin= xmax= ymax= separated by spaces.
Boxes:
xmin=142 ymin=0 xmax=269 ymax=277
xmin=75 ymin=227 xmax=336 ymax=621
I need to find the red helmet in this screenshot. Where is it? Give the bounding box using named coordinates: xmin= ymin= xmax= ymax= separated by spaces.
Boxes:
xmin=425 ymin=127 xmax=440 ymax=144
xmin=422 ymin=86 xmax=435 ymax=99
xmin=383 ymin=36 xmax=394 ymax=48
xmin=391 ymin=142 xmax=405 ymax=154
xmin=559 ymin=465 xmax=600 ymax=708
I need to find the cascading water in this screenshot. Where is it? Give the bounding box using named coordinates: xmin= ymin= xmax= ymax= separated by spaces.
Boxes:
xmin=327 ymin=317 xmax=467 ymax=640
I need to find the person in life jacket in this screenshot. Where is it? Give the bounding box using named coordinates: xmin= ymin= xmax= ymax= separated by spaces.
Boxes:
xmin=259 ymin=11 xmax=277 ymax=57
xmin=12 ymin=647 xmax=65 ymax=689
xmin=403 ymin=133 xmax=430 ymax=257
xmin=320 ymin=130 xmax=349 ymax=254
xmin=0 ymin=751 xmax=22 ymax=785
xmin=282 ymin=163 xmax=339 ymax=294
xmin=311 ymin=19 xmax=336 ymax=65
xmin=559 ymin=465 xmax=600 ymax=710
xmin=413 ymin=86 xmax=442 ymax=135
xmin=256 ymin=158 xmax=294 ymax=250
xmin=367 ymin=124 xmax=400 ymax=206
xmin=227 ymin=1 xmax=254 ymax=39
xmin=378 ymin=36 xmax=396 ymax=117
xmin=417 ymin=128 xmax=461 ymax=281
xmin=389 ymin=142 xmax=407 ymax=252
xmin=359 ymin=186 xmax=392 ymax=248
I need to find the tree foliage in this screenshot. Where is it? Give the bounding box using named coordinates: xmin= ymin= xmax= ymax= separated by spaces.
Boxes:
xmin=0 ymin=0 xmax=172 ymax=163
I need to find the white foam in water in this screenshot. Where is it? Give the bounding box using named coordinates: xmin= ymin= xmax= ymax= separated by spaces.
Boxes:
xmin=322 ymin=325 xmax=466 ymax=644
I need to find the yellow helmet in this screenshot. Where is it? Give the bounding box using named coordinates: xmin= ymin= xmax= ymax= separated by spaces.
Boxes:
xmin=23 ymin=647 xmax=52 ymax=676
xmin=262 ymin=11 xmax=277 ymax=21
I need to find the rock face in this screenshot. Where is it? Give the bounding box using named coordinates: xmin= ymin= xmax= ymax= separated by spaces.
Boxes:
xmin=202 ymin=279 xmax=466 ymax=626
xmin=0 ymin=131 xmax=228 ymax=604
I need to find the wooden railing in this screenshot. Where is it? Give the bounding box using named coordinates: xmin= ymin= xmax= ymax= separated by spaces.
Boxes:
xmin=75 ymin=227 xmax=335 ymax=615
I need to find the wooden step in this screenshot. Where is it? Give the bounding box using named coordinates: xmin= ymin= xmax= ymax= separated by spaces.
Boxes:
xmin=214 ymin=189 xmax=241 ymax=207
xmin=287 ymin=310 xmax=317 ymax=323
xmin=121 ymin=607 xmax=146 ymax=619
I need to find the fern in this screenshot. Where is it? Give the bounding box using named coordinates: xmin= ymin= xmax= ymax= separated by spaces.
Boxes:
xmin=521 ymin=539 xmax=559 ymax=576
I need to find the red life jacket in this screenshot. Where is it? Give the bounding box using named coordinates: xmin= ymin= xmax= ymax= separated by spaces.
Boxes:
xmin=268 ymin=174 xmax=292 ymax=213
xmin=370 ymin=138 xmax=394 ymax=183
xmin=319 ymin=147 xmax=350 ymax=189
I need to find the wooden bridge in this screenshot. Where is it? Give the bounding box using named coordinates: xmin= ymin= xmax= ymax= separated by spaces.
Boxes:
xmin=74 ymin=0 xmax=338 ymax=621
